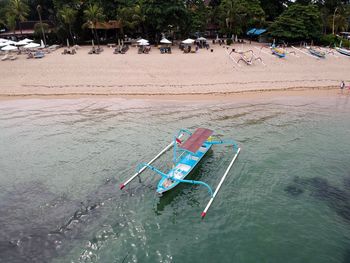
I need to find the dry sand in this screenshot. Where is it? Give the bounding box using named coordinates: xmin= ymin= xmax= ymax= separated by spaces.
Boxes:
xmin=0 ymin=42 xmax=349 ymax=99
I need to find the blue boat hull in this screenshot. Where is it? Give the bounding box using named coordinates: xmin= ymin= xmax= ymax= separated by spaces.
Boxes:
xmin=156 ymin=142 xmax=212 ymax=194
xmin=272 ymin=49 xmax=285 ymax=58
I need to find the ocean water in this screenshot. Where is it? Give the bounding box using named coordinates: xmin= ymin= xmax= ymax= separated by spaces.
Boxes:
xmin=0 ymin=94 xmax=350 ymax=263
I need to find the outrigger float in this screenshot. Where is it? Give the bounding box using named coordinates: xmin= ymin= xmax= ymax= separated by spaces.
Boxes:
xmin=120 ymin=128 xmax=241 ymax=218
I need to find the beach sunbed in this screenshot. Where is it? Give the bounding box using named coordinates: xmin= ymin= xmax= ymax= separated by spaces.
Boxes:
xmin=27 ymin=52 xmax=34 ymax=59
xmin=120 ymin=45 xmax=129 ymax=54
xmin=1 ymin=54 xmax=9 ymax=61
xmin=34 ymin=51 xmax=45 ymax=59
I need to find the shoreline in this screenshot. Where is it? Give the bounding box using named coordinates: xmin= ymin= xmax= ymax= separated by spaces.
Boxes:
xmin=0 ymin=86 xmax=345 ymax=101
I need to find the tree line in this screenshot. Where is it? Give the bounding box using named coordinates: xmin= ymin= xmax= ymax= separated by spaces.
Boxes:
xmin=0 ymin=0 xmax=349 ymax=45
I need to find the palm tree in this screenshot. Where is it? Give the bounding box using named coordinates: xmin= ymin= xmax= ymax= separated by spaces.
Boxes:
xmin=6 ymin=14 xmax=16 ymax=37
xmin=117 ymin=4 xmax=146 ymax=35
xmin=7 ymin=0 xmax=29 ymax=36
xmin=58 ymin=6 xmax=77 ymax=44
xmin=37 ymin=5 xmax=46 ymax=46
xmin=84 ymin=4 xmax=104 ymax=49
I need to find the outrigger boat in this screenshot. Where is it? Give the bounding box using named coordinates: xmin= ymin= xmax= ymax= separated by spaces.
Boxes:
xmin=336 ymin=47 xmax=350 ymax=56
xmin=308 ymin=47 xmax=326 ymax=58
xmin=120 ymin=128 xmax=241 ymax=218
xmin=271 ymin=47 xmax=286 ymax=58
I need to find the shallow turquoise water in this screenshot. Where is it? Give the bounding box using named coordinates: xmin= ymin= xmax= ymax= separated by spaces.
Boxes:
xmin=0 ymin=95 xmax=350 ymax=263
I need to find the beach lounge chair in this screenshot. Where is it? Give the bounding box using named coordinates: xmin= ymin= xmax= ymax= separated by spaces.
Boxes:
xmin=143 ymin=46 xmax=151 ymax=54
xmin=1 ymin=54 xmax=9 ymax=61
xmin=27 ymin=52 xmax=34 ymax=59
xmin=120 ymin=45 xmax=129 ymax=54
xmin=34 ymin=51 xmax=45 ymax=59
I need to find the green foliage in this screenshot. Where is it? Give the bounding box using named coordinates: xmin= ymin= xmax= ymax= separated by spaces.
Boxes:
xmin=83 ymin=3 xmax=104 ymax=47
xmin=219 ymin=0 xmax=265 ymax=35
xmin=117 ymin=4 xmax=145 ymax=33
xmin=260 ymin=0 xmax=289 ymax=20
xmin=83 ymin=3 xmax=105 ymax=27
xmin=6 ymin=13 xmax=16 ymax=33
xmin=269 ymin=4 xmax=322 ymax=41
xmin=6 ymin=0 xmax=30 ymax=22
xmin=186 ymin=0 xmax=209 ymax=33
xmin=142 ymin=0 xmax=189 ymax=38
xmin=34 ymin=21 xmax=48 ymax=36
xmin=58 ymin=5 xmax=77 ymax=25
xmin=0 ymin=0 xmax=348 ymax=45
xmin=319 ymin=34 xmax=350 ymax=47
xmin=58 ymin=5 xmax=77 ymax=42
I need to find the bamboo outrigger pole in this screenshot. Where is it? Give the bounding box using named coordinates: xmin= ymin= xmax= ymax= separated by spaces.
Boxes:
xmin=119 ymin=133 xmax=184 ymax=189
xmin=201 ymin=147 xmax=241 ymax=218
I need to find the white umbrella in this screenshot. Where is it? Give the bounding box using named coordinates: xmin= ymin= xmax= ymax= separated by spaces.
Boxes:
xmin=160 ymin=38 xmax=171 ymax=44
xmin=1 ymin=45 xmax=18 ymax=51
xmin=22 ymin=38 xmax=33 ymax=42
xmin=4 ymin=40 xmax=17 ymax=45
xmin=197 ymin=37 xmax=206 ymax=41
xmin=137 ymin=38 xmax=148 ymax=43
xmin=15 ymin=40 xmax=29 ymax=46
xmin=138 ymin=39 xmax=149 ymax=46
xmin=182 ymin=38 xmax=195 ymax=44
xmin=0 ymin=38 xmax=7 ymax=43
xmin=0 ymin=42 xmax=8 ymax=47
xmin=23 ymin=42 xmax=40 ymax=49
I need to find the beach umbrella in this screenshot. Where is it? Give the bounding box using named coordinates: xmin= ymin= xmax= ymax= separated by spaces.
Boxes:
xmin=15 ymin=40 xmax=29 ymax=46
xmin=0 ymin=42 xmax=8 ymax=47
xmin=1 ymin=45 xmax=18 ymax=51
xmin=182 ymin=38 xmax=195 ymax=44
xmin=22 ymin=38 xmax=33 ymax=42
xmin=4 ymin=40 xmax=17 ymax=45
xmin=137 ymin=38 xmax=148 ymax=43
xmin=160 ymin=38 xmax=171 ymax=44
xmin=23 ymin=42 xmax=40 ymax=49
xmin=197 ymin=37 xmax=206 ymax=41
xmin=138 ymin=39 xmax=149 ymax=46
xmin=0 ymin=38 xmax=7 ymax=43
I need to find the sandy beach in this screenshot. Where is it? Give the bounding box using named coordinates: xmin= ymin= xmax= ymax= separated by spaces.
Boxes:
xmin=0 ymin=43 xmax=350 ymax=98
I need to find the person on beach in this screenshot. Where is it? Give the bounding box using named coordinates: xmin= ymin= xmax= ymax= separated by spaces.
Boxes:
xmin=340 ymin=81 xmax=345 ymax=93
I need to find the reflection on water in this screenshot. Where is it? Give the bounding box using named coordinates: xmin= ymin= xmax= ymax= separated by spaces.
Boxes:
xmin=0 ymin=95 xmax=350 ymax=263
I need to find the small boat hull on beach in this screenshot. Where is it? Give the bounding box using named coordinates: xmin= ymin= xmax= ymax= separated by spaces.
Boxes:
xmin=336 ymin=47 xmax=350 ymax=56
xmin=271 ymin=47 xmax=286 ymax=58
xmin=308 ymin=47 xmax=326 ymax=58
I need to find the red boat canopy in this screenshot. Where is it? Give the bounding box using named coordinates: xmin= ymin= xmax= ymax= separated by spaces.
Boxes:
xmin=180 ymin=128 xmax=213 ymax=153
